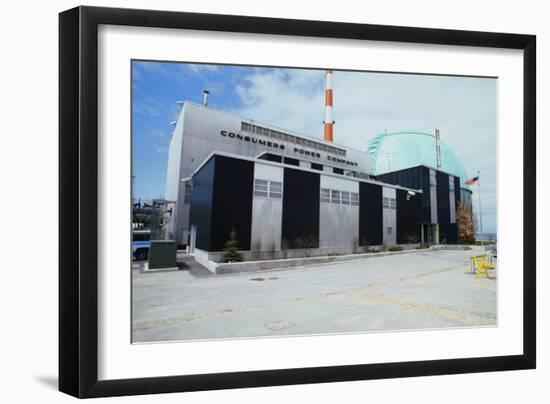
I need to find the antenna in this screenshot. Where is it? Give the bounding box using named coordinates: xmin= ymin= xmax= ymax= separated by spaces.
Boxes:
xmin=435 ymin=128 xmax=442 ymax=169
xmin=380 ymin=151 xmax=398 ymax=171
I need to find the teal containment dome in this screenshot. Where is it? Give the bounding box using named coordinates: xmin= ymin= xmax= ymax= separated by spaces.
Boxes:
xmin=367 ymin=131 xmax=470 ymax=190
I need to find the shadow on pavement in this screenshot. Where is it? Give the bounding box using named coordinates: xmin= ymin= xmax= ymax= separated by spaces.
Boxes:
xmin=177 ymin=260 xmax=214 ymax=279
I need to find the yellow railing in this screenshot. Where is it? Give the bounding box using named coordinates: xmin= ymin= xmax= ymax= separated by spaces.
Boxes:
xmin=470 ymin=254 xmax=495 ymax=278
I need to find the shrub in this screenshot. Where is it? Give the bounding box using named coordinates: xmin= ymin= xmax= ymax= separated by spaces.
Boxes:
xmin=388 ymin=245 xmax=404 ymax=252
xmin=457 ymin=201 xmax=476 ymax=244
xmin=222 ymin=228 xmax=244 ymax=263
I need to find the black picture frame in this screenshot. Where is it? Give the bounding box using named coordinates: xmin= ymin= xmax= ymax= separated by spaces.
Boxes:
xmin=59 ymin=6 xmax=536 ymax=398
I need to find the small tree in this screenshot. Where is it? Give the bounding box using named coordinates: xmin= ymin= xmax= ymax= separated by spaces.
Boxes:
xmin=222 ymin=228 xmax=244 ymax=263
xmin=457 ymin=201 xmax=476 ymax=244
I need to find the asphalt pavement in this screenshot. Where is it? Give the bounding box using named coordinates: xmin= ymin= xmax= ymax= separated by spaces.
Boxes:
xmin=132 ymin=249 xmax=497 ymax=343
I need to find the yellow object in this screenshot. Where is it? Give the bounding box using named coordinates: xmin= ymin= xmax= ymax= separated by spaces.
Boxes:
xmin=470 ymin=254 xmax=495 ymax=278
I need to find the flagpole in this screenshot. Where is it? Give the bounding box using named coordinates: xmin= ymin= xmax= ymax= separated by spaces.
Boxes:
xmin=477 ymin=170 xmax=483 ymax=243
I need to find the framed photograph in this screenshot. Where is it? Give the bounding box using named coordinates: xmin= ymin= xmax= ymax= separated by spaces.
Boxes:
xmin=59 ymin=6 xmax=536 ymax=398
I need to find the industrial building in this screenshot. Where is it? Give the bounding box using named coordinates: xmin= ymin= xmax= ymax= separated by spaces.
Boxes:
xmin=164 ymin=71 xmax=472 ymax=257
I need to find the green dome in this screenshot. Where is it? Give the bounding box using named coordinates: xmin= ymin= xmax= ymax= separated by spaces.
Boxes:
xmin=367 ymin=131 xmax=470 ymax=190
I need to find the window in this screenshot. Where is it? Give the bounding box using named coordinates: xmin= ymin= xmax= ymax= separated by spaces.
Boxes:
xmin=390 ymin=198 xmax=397 ymax=209
xmin=331 ymin=190 xmax=341 ymax=204
xmin=240 ymin=122 xmax=347 ymax=156
xmin=387 ymin=227 xmax=393 ymax=235
xmin=259 ymin=153 xmax=282 ymax=163
xmin=283 ymin=157 xmax=300 ymax=166
xmin=269 ymin=181 xmax=282 ymax=199
xmin=311 ymin=163 xmax=323 ymax=171
xmin=183 ymin=181 xmax=193 ymax=204
xmin=333 ymin=167 xmax=344 ymax=175
xmin=255 ymin=179 xmax=282 ymax=199
xmin=320 ymin=188 xmax=331 ymax=203
xmin=341 ymin=191 xmax=350 ymax=205
xmin=133 ymin=232 xmax=150 ymax=242
xmin=254 ymin=179 xmax=268 ymax=197
xmin=322 ymin=188 xmax=359 ymax=206
xmin=383 ymin=197 xmax=390 ymax=208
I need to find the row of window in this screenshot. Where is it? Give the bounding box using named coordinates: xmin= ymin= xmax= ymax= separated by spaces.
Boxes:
xmin=241 ymin=122 xmax=347 ymax=157
xmin=183 ymin=181 xmax=193 ymax=205
xmin=383 ymin=197 xmax=397 ymax=209
xmin=320 ymin=188 xmax=360 ymax=206
xmin=254 ymin=179 xmax=283 ymax=199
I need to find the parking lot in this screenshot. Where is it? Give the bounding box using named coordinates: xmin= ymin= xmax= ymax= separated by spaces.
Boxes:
xmin=132 ymin=249 xmax=496 ymax=343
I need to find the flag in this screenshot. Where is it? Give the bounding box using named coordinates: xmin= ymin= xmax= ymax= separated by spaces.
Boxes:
xmin=465 ymin=175 xmax=479 ymax=185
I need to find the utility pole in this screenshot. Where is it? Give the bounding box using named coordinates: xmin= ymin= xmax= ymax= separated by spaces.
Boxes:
xmin=477 ymin=170 xmax=483 ymax=243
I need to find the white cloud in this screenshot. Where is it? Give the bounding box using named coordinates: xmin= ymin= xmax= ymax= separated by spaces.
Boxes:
xmin=231 ymin=68 xmax=497 ymax=232
xmin=186 ymin=64 xmax=220 ymax=75
xmin=137 ymin=61 xmax=172 ymax=76
xmin=153 ymin=144 xmax=168 ymax=154
xmin=133 ymin=96 xmax=165 ymax=117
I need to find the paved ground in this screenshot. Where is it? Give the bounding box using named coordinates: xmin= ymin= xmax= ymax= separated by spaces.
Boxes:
xmin=132 ymin=250 xmax=497 ymax=343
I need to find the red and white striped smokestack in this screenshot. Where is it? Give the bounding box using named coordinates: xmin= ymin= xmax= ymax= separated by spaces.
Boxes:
xmin=323 ymin=70 xmax=334 ymax=142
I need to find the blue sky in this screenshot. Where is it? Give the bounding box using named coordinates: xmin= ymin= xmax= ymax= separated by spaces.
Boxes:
xmin=132 ymin=61 xmax=497 ymax=233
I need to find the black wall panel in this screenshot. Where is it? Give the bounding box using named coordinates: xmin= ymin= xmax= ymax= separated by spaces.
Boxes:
xmin=421 ymin=167 xmax=431 ymax=224
xmin=436 ymin=171 xmax=450 ymax=224
xmin=209 ymin=156 xmax=254 ymax=251
xmin=440 ymin=223 xmax=458 ymax=244
xmin=376 ymin=166 xmax=423 ymax=189
xmin=375 ymin=166 xmax=431 ymax=223
xmin=396 ymin=189 xmax=422 ymax=243
xmin=454 ymin=176 xmax=461 ymax=209
xmin=189 ymin=157 xmax=215 ymax=250
xmin=281 ymin=168 xmax=320 ymax=247
xmin=359 ymin=182 xmax=383 ymax=246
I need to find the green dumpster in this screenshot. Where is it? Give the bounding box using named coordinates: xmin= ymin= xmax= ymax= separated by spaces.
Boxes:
xmin=145 ymin=240 xmax=178 ymax=272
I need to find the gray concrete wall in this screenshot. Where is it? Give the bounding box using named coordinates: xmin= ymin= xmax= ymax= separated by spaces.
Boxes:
xmin=164 ymin=105 xmax=186 ymax=240
xmin=250 ymin=163 xmax=284 ymax=252
xmin=211 ymin=245 xmax=434 ymax=275
xmin=319 ymin=175 xmax=360 ymax=249
xmin=449 ymin=175 xmax=456 ymax=223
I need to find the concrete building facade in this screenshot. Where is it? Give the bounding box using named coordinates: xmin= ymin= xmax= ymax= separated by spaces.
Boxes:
xmin=165 ymin=101 xmax=464 ymax=250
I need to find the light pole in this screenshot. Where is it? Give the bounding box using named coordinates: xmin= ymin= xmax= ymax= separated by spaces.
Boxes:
xmin=477 ymin=170 xmax=483 ymax=243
